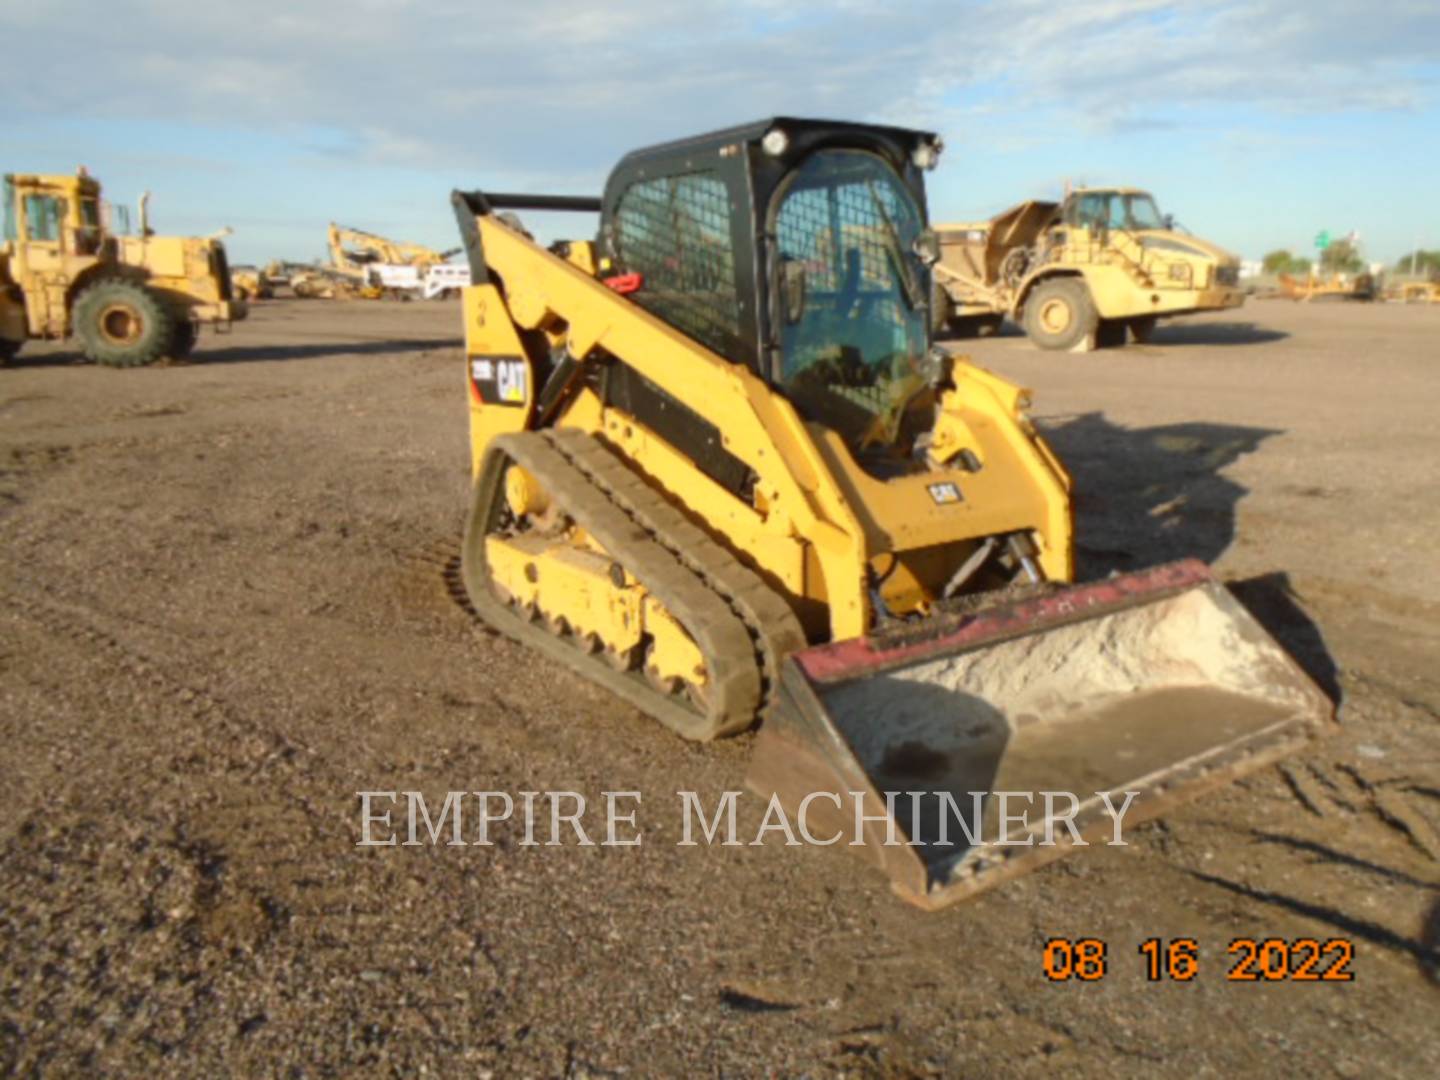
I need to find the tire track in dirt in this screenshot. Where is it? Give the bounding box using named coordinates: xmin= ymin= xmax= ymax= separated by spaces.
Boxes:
xmin=0 ymin=582 xmax=499 ymax=1071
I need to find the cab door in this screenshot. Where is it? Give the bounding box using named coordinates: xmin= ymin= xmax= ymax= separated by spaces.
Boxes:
xmin=12 ymin=185 xmax=74 ymax=336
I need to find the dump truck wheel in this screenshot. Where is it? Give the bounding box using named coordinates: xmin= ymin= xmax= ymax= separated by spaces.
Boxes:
xmin=73 ymin=280 xmax=175 ymax=368
xmin=170 ymin=320 xmax=199 ymax=359
xmin=1022 ymin=278 xmax=1096 ymax=350
xmin=0 ymin=338 xmax=19 ymax=367
xmin=1129 ymin=316 xmax=1158 ymax=344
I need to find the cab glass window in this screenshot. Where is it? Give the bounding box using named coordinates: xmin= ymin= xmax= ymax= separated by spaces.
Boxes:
xmin=2 ymin=178 xmax=14 ymax=243
xmin=23 ymin=195 xmax=64 ymax=242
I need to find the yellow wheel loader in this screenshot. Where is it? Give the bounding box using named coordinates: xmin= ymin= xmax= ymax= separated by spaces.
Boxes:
xmin=0 ymin=169 xmax=244 ymax=367
xmin=933 ymin=188 xmax=1245 ymax=350
xmin=451 ymin=119 xmax=1332 ymax=907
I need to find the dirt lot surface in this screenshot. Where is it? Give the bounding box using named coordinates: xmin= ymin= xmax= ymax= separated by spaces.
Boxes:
xmin=3 ymin=297 xmax=1437 ymax=1076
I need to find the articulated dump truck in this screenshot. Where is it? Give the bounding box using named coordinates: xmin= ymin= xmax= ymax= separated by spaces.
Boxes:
xmin=932 ymin=187 xmax=1244 ymax=351
xmin=449 ymin=119 xmax=1332 ymax=908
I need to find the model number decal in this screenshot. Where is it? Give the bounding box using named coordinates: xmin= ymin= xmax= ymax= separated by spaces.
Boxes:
xmin=470 ymin=355 xmax=528 ymax=406
xmin=928 ymin=482 xmax=963 ymax=505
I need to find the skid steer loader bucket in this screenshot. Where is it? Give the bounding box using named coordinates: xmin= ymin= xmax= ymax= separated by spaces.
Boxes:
xmin=747 ymin=560 xmax=1334 ymax=909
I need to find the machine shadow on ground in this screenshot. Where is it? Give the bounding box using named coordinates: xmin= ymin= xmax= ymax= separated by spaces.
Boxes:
xmin=940 ymin=319 xmax=1288 ymax=348
xmin=1040 ymin=411 xmax=1341 ymax=702
xmin=1229 ymin=572 xmax=1342 ymax=703
xmin=3 ymin=336 xmax=462 ymax=369
xmin=197 ymin=337 xmax=462 ymax=364
xmin=1139 ymin=320 xmax=1289 ymax=347
xmin=1039 ymin=411 xmax=1280 ymax=572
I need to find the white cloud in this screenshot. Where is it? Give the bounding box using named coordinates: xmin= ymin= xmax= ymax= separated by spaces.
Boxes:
xmin=1 ymin=0 xmax=1435 ymax=186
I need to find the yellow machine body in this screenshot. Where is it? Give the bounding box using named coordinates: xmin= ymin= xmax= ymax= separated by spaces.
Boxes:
xmin=449 ymin=120 xmax=1333 ymax=907
xmin=1 ymin=169 xmax=243 ymax=366
xmin=933 ymin=187 xmax=1244 ymax=349
xmin=460 ymin=226 xmax=1072 ymax=642
xmin=231 ymin=265 xmax=274 ymax=301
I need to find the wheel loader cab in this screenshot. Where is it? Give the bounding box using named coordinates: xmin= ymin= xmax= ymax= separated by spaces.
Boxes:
xmin=4 ymin=173 xmax=104 ymax=259
xmin=1 ymin=168 xmax=243 ymax=367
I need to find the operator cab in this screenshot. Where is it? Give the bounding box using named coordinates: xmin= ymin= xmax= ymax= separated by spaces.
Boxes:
xmin=1061 ymin=187 xmax=1169 ymax=233
xmin=598 ymin=118 xmax=945 ymax=460
xmin=3 ymin=171 xmax=105 ymax=257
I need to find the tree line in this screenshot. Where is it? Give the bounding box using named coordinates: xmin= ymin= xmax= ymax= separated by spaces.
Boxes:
xmin=1262 ymin=243 xmax=1440 ymax=277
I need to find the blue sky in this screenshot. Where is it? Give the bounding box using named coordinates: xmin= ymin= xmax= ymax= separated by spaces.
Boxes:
xmin=4 ymin=1 xmax=1438 ymax=266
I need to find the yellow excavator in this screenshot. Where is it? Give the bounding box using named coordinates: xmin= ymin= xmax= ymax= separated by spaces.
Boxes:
xmin=451 ymin=119 xmax=1332 ymax=907
xmin=325 ymin=223 xmax=458 ymax=298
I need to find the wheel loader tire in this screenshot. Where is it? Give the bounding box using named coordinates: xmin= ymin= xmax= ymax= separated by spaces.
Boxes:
xmin=1022 ymin=278 xmax=1096 ymax=351
xmin=1129 ymin=316 xmax=1158 ymax=344
xmin=73 ymin=279 xmax=175 ymax=368
xmin=170 ymin=320 xmax=199 ymax=359
xmin=1095 ymin=319 xmax=1128 ymax=349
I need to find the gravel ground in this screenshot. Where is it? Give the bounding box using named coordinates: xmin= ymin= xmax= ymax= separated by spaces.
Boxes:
xmin=1 ymin=296 xmax=1436 ymax=1076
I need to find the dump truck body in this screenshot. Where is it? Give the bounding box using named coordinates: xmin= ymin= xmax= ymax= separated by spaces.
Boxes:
xmin=449 ymin=120 xmax=1332 ymax=905
xmin=933 ymin=187 xmax=1244 ymax=350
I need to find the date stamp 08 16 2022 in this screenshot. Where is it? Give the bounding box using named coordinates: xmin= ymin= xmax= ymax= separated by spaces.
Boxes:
xmin=1041 ymin=936 xmax=1356 ymax=983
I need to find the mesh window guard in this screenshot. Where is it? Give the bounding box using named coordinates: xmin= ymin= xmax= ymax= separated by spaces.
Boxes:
xmin=614 ymin=172 xmax=743 ymax=362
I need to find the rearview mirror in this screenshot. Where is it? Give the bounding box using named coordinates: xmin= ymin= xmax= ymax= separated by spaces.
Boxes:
xmin=912 ymin=229 xmax=941 ymax=267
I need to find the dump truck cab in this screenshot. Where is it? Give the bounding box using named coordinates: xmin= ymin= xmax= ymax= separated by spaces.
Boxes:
xmin=1 ymin=168 xmax=243 ymax=367
xmin=1049 ymin=186 xmax=1243 ymax=315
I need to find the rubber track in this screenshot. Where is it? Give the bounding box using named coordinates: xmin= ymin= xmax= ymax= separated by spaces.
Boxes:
xmin=463 ymin=432 xmax=761 ymax=741
xmin=545 ymin=428 xmax=808 ymax=726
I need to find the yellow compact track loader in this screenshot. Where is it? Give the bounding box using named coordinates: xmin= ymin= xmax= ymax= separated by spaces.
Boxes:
xmin=451 ymin=119 xmax=1332 ymax=907
xmin=0 ymin=169 xmax=244 ymax=367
